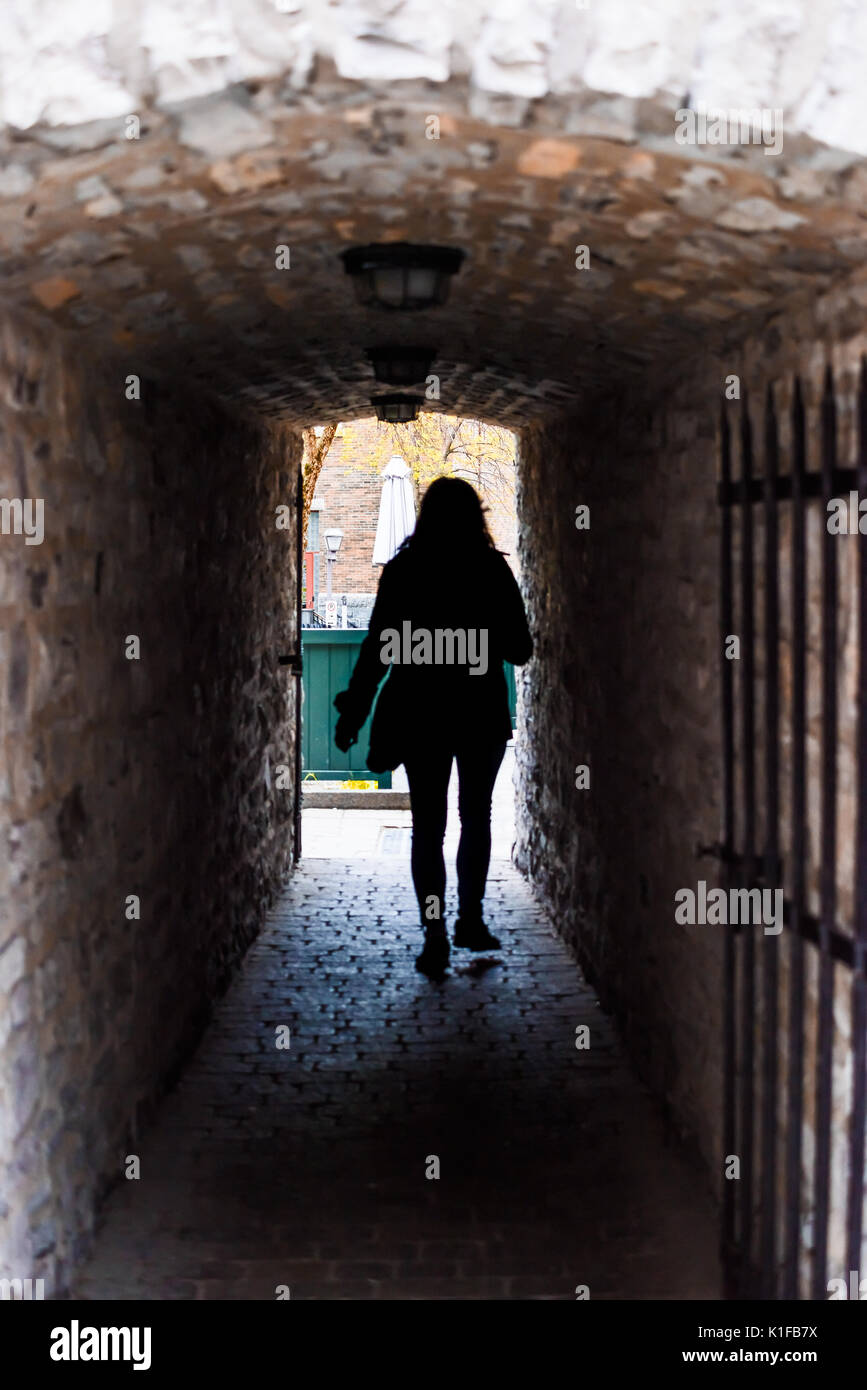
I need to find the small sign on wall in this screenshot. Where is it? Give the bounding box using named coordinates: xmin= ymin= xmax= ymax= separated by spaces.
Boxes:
xmin=324 ymin=600 xmax=338 ymax=628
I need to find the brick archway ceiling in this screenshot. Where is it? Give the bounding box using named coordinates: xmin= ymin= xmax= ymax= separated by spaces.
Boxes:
xmin=3 ymin=72 xmax=865 ymax=428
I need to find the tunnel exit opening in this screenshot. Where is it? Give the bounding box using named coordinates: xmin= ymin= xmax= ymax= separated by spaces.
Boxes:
xmin=297 ymin=411 xmax=523 ymax=874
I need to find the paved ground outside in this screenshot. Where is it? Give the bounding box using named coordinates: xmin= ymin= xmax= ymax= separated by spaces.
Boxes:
xmin=74 ymin=743 xmax=720 ymax=1299
xmin=301 ymin=742 xmax=518 ymax=863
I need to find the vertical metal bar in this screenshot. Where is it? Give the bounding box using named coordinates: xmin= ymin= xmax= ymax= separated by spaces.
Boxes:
xmin=813 ymin=367 xmax=838 ymax=1297
xmin=294 ymin=462 xmax=304 ymax=863
xmin=720 ymin=407 xmax=738 ymax=1279
xmin=740 ymin=394 xmax=757 ymax=1285
xmin=847 ymin=358 xmax=867 ymax=1274
xmin=760 ymin=385 xmax=781 ymax=1296
xmin=784 ymin=377 xmax=808 ymax=1298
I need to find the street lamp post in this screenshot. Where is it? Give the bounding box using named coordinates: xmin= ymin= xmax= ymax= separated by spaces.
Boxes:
xmin=324 ymin=528 xmax=343 ymax=601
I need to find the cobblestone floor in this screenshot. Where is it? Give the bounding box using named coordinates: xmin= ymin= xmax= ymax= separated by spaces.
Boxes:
xmin=74 ymin=763 xmax=720 ymax=1300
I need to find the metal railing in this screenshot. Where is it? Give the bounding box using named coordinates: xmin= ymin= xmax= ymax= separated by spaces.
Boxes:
xmin=718 ymin=365 xmax=867 ymax=1299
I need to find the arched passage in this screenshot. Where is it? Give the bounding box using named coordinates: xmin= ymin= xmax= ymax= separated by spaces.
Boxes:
xmin=2 ymin=0 xmax=867 ymax=1302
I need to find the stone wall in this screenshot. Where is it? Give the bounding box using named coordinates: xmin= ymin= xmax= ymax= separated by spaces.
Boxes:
xmin=516 ymin=277 xmax=867 ymax=1284
xmin=3 ymin=26 xmax=865 ymax=437
xmin=0 ymin=307 xmax=302 ymax=1292
xmin=516 ymin=382 xmax=725 ymax=1180
xmin=3 ymin=1 xmax=865 ymax=158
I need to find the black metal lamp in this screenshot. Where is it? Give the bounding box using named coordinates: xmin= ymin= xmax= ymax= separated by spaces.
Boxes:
xmin=323 ymin=528 xmax=343 ymax=599
xmin=372 ymin=395 xmax=421 ymax=423
xmin=341 ymin=244 xmax=465 ymax=310
xmin=367 ymin=345 xmax=436 ymax=385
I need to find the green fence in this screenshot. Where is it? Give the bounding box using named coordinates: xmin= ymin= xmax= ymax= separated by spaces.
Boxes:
xmin=505 ymin=658 xmax=517 ymax=725
xmin=301 ymin=629 xmax=390 ymax=788
xmin=301 ymin=628 xmax=518 ymax=790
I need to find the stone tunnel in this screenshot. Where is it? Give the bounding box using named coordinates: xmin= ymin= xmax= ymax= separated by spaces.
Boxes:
xmin=2 ymin=0 xmax=867 ymax=1303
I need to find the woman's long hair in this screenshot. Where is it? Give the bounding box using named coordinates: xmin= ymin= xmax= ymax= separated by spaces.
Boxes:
xmin=403 ymin=476 xmax=496 ymax=554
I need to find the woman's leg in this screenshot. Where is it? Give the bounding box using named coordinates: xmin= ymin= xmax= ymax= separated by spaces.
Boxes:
xmin=403 ymin=749 xmax=453 ymax=924
xmin=454 ymin=742 xmax=507 ymax=921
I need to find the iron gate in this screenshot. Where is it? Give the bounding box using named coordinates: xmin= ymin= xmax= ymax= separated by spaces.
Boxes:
xmin=718 ymin=365 xmax=867 ymax=1299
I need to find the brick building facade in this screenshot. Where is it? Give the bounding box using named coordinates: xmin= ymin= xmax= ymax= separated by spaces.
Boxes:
xmin=309 ymin=420 xmax=395 ymax=605
xmin=309 ymin=417 xmax=518 ymax=622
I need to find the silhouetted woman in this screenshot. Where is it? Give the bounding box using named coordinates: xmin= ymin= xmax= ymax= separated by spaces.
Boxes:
xmin=334 ymin=476 xmax=533 ymax=977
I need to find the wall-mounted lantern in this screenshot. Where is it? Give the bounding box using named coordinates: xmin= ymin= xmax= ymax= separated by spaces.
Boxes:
xmin=341 ymin=244 xmax=465 ymax=311
xmin=372 ymin=396 xmax=422 ymax=423
xmin=367 ymin=345 xmax=436 ymax=386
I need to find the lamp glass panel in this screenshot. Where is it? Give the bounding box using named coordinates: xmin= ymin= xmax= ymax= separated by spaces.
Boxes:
xmin=371 ymin=267 xmax=406 ymax=307
xmin=406 ymin=268 xmax=440 ymax=304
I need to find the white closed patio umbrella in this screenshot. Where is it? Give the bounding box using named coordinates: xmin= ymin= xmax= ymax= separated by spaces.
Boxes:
xmin=372 ymin=455 xmax=416 ymax=565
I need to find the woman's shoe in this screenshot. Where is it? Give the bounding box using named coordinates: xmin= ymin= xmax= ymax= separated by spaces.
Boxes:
xmin=415 ymin=924 xmax=450 ymax=977
xmin=453 ymin=918 xmax=501 ymax=951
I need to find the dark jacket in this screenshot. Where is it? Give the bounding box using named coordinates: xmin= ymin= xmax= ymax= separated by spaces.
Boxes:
xmin=334 ymin=543 xmax=533 ymax=771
